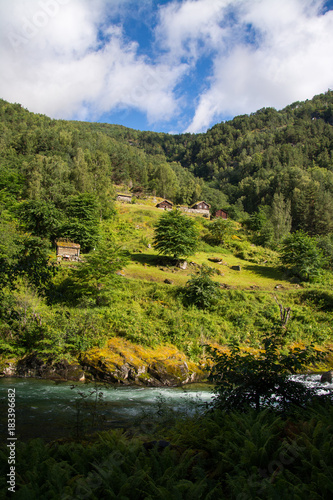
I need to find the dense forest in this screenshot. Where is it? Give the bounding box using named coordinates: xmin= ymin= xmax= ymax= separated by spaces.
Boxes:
xmin=1 ymin=90 xmax=333 ymax=246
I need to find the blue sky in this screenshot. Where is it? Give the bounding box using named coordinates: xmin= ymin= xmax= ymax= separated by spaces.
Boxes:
xmin=1 ymin=0 xmax=333 ymax=133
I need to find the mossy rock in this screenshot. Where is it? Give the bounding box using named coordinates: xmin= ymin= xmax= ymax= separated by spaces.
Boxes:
xmin=81 ymin=337 xmax=206 ymax=386
xmin=0 ymin=353 xmax=86 ymax=381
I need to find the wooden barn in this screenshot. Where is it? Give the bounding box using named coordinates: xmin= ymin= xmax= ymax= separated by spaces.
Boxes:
xmin=56 ymin=241 xmax=80 ymax=261
xmin=192 ymin=201 xmax=211 ymax=211
xmin=214 ymin=209 xmax=228 ymax=219
xmin=156 ymin=199 xmax=173 ymax=209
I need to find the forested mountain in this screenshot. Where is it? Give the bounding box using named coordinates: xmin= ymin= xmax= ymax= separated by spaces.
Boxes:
xmin=1 ymin=89 xmax=333 ymax=246
xmin=133 ymin=90 xmax=333 ymax=237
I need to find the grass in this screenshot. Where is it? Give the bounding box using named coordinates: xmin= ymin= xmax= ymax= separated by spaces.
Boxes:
xmin=12 ymin=200 xmax=330 ymax=366
xmin=112 ymin=202 xmax=292 ymax=290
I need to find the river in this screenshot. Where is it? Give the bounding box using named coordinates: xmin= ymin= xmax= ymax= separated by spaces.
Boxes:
xmin=0 ymin=378 xmax=215 ymax=441
xmin=1 ymin=374 xmax=332 ymax=441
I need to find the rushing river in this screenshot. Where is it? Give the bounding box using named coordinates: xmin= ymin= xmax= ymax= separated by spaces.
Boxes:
xmin=0 ymin=374 xmax=332 ymax=441
xmin=0 ymin=378 xmax=215 ymax=441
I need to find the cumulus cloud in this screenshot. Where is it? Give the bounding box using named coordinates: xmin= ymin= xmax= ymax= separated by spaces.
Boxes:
xmin=184 ymin=0 xmax=333 ymax=131
xmin=155 ymin=0 xmax=230 ymax=63
xmin=0 ymin=0 xmax=184 ymax=123
xmin=0 ymin=0 xmax=332 ymax=132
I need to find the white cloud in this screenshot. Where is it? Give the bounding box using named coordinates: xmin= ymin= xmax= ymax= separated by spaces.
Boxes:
xmin=0 ymin=0 xmax=333 ymax=132
xmin=185 ymin=0 xmax=333 ymax=131
xmin=156 ymin=0 xmax=231 ymax=63
xmin=0 ymin=0 xmax=184 ymax=124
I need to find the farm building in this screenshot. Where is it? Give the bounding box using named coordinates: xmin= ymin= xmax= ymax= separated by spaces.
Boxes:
xmin=214 ymin=209 xmax=228 ymax=219
xmin=192 ymin=201 xmax=210 ymax=211
xmin=156 ymin=200 xmax=173 ymax=209
xmin=56 ymin=241 xmax=80 ymax=261
xmin=117 ymin=194 xmax=132 ymax=203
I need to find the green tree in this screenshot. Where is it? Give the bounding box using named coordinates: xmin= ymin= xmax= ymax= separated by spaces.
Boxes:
xmin=204 ymin=218 xmax=236 ymax=246
xmin=70 ymin=234 xmax=129 ymax=306
xmin=183 ymin=264 xmax=221 ymax=309
xmin=18 ymin=199 xmax=62 ymax=240
xmin=270 ymin=192 xmax=292 ymax=243
xmin=153 ymin=209 xmax=199 ymax=260
xmin=280 ymin=230 xmax=325 ymax=281
xmin=15 ymin=235 xmax=57 ymax=294
xmin=208 ymin=325 xmax=326 ymax=413
xmin=61 ymin=193 xmax=100 ymax=251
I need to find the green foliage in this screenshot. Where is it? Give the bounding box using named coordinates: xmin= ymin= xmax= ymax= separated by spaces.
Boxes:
xmin=1 ymin=403 xmax=333 ymax=499
xmin=14 ymin=235 xmax=57 ymax=294
xmin=208 ymin=326 xmax=327 ymax=413
xmin=61 ymin=193 xmax=100 ymax=251
xmin=153 ymin=209 xmax=199 ymax=260
xmin=58 ymin=235 xmax=129 ymax=307
xmin=280 ymin=230 xmax=325 ymax=281
xmin=183 ymin=264 xmax=221 ymax=309
xmin=204 ymin=217 xmax=236 ymax=246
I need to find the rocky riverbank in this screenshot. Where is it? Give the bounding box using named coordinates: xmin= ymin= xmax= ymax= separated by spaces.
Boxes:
xmin=0 ymin=338 xmax=208 ymax=386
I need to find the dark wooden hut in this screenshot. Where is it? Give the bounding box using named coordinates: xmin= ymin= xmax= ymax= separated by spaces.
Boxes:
xmin=156 ymin=199 xmax=173 ymax=209
xmin=191 ymin=201 xmax=211 ymax=211
xmin=214 ymin=209 xmax=228 ymax=219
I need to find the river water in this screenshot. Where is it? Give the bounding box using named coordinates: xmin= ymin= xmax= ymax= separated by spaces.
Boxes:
xmin=0 ymin=374 xmax=332 ymax=441
xmin=0 ymin=378 xmax=215 ymax=441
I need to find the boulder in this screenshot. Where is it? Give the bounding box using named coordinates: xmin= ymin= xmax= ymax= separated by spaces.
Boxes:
xmin=177 ymin=260 xmax=188 ymax=270
xmin=320 ymin=371 xmax=332 ymax=383
xmin=0 ymin=354 xmax=86 ymax=381
xmin=80 ymin=338 xmax=207 ymax=386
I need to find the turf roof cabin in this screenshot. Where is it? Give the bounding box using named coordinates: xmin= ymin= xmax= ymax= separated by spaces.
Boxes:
xmin=56 ymin=241 xmax=81 ymax=261
xmin=191 ymin=201 xmax=211 ymax=217
xmin=214 ymin=209 xmax=228 ymax=219
xmin=156 ymin=199 xmax=173 ymax=209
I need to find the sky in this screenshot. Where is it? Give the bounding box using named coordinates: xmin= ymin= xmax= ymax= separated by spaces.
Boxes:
xmin=0 ymin=0 xmax=333 ymax=134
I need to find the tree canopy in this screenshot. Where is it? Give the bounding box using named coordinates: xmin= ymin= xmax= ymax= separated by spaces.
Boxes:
xmin=153 ymin=209 xmax=199 ymax=260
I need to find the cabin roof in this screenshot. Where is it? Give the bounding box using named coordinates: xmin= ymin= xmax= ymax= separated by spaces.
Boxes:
xmin=56 ymin=241 xmax=80 ymax=248
xmin=191 ymin=201 xmax=211 ymax=208
xmin=157 ymin=199 xmax=173 ymax=205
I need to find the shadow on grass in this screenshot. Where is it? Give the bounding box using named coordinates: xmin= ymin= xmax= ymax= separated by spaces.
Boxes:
xmin=131 ymin=253 xmax=175 ymax=267
xmin=243 ymin=264 xmax=289 ymax=282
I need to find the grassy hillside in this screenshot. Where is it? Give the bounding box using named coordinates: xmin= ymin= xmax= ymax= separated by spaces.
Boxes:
xmin=0 ymin=95 xmax=333 ymax=372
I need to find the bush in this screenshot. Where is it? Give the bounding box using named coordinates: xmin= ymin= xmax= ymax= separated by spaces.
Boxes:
xmin=182 ymin=264 xmax=221 ymax=309
xmin=280 ymin=230 xmax=325 ymax=281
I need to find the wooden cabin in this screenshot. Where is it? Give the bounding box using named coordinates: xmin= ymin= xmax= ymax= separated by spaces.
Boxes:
xmin=192 ymin=201 xmax=211 ymax=211
xmin=214 ymin=209 xmax=228 ymax=219
xmin=156 ymin=199 xmax=173 ymax=209
xmin=56 ymin=241 xmax=80 ymax=261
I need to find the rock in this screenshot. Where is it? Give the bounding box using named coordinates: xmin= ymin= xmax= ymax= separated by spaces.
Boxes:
xmin=80 ymin=338 xmax=207 ymax=387
xmin=320 ymin=371 xmax=332 ymax=383
xmin=208 ymin=257 xmax=222 ymax=263
xmin=0 ymin=354 xmax=86 ymax=381
xmin=164 ymin=279 xmax=173 ymax=284
xmin=274 ymin=284 xmax=284 ymax=289
xmin=231 ymin=265 xmax=241 ymax=271
xmin=177 ymin=260 xmax=188 ymax=270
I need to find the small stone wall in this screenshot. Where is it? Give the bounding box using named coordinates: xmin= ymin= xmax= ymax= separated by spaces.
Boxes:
xmin=181 ymin=207 xmax=210 ymax=216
